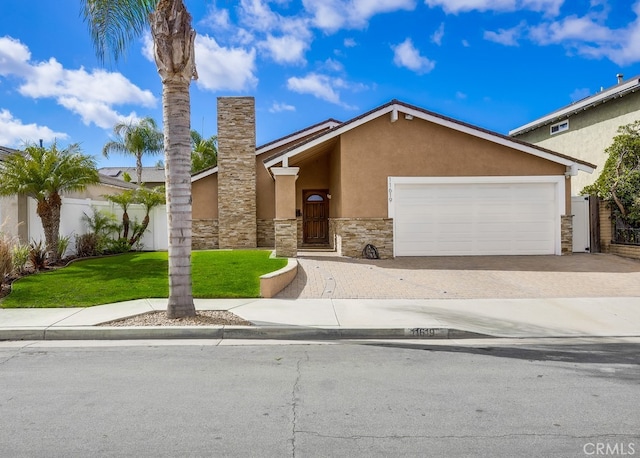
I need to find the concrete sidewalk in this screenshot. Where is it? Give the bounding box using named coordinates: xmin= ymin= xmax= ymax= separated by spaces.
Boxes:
xmin=2 ymin=296 xmax=640 ymax=341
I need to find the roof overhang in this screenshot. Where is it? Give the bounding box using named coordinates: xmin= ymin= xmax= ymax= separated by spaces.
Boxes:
xmin=191 ymin=166 xmax=218 ymax=182
xmin=264 ymin=101 xmax=596 ymax=174
xmin=509 ymin=77 xmax=640 ymax=136
xmin=191 ymin=119 xmax=341 ymax=183
xmin=255 ymin=119 xmax=340 ymax=156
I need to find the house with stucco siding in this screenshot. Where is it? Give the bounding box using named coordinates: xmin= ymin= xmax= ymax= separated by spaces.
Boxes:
xmin=191 ymin=97 xmax=595 ymax=258
xmin=509 ymin=74 xmax=640 ymax=195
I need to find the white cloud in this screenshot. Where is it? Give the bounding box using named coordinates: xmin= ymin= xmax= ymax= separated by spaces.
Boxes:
xmin=0 ymin=109 xmax=68 ymax=146
xmin=462 ymin=39 xmax=470 ymax=47
xmin=259 ymin=34 xmax=308 ymax=64
xmin=200 ymin=4 xmax=233 ymax=31
xmin=239 ymin=0 xmax=281 ymax=31
xmin=529 ymin=16 xmax=614 ymax=45
xmin=304 ymin=0 xmax=416 ymax=32
xmin=287 ymin=73 xmax=342 ymax=104
xmin=527 ymin=3 xmax=640 ymax=65
xmin=432 ymin=23 xmax=445 ymax=45
xmin=424 ymin=0 xmax=563 ymax=16
xmin=269 ymin=102 xmax=296 ymax=113
xmin=141 ymin=32 xmax=155 ymax=62
xmin=195 ymin=35 xmax=258 ymax=92
xmin=456 ymin=91 xmax=467 ymax=99
xmin=392 ymin=38 xmax=436 ymax=74
xmin=484 ymin=23 xmax=525 ymax=46
xmin=287 ymin=72 xmax=359 ymax=108
xmin=344 ymin=38 xmax=357 ymax=47
xmin=321 ymin=58 xmax=345 ymax=72
xmin=0 ymin=36 xmax=32 ymax=77
xmin=0 ymin=36 xmax=156 ymax=129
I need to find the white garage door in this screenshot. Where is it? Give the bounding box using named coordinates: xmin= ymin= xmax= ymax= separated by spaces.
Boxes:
xmin=392 ymin=179 xmax=560 ymax=256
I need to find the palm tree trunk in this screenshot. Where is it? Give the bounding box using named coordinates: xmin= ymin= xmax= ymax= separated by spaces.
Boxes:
xmin=36 ymin=194 xmax=61 ymax=264
xmin=163 ymin=77 xmax=195 ymax=318
xmin=136 ymin=153 xmax=143 ymax=185
xmin=151 ymin=0 xmax=196 ymax=318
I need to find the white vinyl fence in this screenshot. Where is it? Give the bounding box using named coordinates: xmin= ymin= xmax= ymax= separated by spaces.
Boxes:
xmin=28 ymin=197 xmax=168 ymax=256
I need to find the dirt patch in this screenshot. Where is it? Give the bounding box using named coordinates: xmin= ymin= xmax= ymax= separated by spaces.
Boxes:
xmin=100 ymin=310 xmax=253 ymax=327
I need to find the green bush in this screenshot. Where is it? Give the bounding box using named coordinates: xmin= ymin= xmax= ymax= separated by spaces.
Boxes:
xmin=11 ymin=243 xmax=30 ymax=274
xmin=75 ymin=233 xmax=99 ymax=258
xmin=57 ymin=234 xmax=72 ymax=260
xmin=29 ymin=240 xmax=47 ymax=271
xmin=0 ymin=236 xmax=12 ymax=282
xmin=105 ymin=238 xmax=132 ymax=254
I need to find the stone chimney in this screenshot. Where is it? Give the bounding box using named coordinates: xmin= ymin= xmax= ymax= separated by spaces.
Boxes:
xmin=217 ymin=97 xmax=257 ymax=248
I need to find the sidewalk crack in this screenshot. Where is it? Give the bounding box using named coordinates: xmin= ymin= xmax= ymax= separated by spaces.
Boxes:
xmin=290 ymin=351 xmax=308 ymax=457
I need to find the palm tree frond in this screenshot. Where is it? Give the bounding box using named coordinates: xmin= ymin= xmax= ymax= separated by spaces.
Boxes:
xmin=81 ymin=0 xmax=159 ymax=63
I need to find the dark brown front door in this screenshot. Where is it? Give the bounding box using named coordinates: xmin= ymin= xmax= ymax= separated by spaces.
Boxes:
xmin=303 ymin=190 xmax=329 ymax=244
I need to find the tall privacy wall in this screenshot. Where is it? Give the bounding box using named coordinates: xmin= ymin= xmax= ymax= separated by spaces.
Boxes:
xmin=217 ymin=97 xmax=257 ymax=248
xmin=27 ymin=197 xmax=168 ymax=256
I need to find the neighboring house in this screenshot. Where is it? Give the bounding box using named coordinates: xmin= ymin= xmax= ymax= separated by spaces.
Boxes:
xmin=0 ymin=145 xmax=139 ymax=243
xmin=99 ymin=166 xmax=166 ymax=188
xmin=191 ymin=97 xmax=595 ymax=258
xmin=509 ymin=74 xmax=640 ymax=195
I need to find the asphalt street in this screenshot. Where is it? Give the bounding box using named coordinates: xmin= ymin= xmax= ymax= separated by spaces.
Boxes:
xmin=0 ymin=340 xmax=638 ymax=457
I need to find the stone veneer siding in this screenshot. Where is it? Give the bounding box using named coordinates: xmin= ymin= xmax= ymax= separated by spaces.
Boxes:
xmin=257 ymin=219 xmax=275 ymax=247
xmin=561 ymin=215 xmax=573 ymax=256
xmin=217 ymin=97 xmax=257 ymax=249
xmin=192 ymin=219 xmax=219 ymax=250
xmin=331 ymin=218 xmax=393 ymax=259
xmin=275 ymin=219 xmax=297 ymax=257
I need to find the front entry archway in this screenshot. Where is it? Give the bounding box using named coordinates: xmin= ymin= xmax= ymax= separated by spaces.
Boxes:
xmin=303 ymin=190 xmax=329 ymax=244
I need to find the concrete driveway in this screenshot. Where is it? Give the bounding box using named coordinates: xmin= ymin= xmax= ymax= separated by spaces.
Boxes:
xmin=276 ymin=253 xmax=640 ymax=299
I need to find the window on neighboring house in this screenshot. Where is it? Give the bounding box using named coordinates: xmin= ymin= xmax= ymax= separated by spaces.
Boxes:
xmin=550 ymin=120 xmax=569 ymax=135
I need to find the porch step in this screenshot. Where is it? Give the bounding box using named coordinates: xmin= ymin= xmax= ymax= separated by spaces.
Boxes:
xmin=298 ymin=244 xmax=335 ymax=252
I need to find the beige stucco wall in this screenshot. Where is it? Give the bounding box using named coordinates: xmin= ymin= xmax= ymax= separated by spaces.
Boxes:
xmin=192 ymin=173 xmax=218 ymax=219
xmin=191 ymin=124 xmax=334 ymax=222
xmin=294 ymin=152 xmax=331 ymax=212
xmin=514 ymin=91 xmax=640 ymax=194
xmin=335 ymin=114 xmax=566 ymax=218
xmin=191 ymin=156 xmax=275 ymax=221
xmin=256 ymin=158 xmax=275 ymax=219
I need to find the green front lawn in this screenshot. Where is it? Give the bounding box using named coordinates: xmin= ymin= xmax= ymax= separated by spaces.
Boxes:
xmin=1 ymin=250 xmax=288 ymax=308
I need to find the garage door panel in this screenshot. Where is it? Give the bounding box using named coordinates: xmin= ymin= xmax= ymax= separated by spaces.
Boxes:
xmin=394 ymin=181 xmax=558 ymax=256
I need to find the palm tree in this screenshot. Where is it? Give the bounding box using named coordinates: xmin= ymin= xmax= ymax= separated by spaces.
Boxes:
xmin=129 ymin=186 xmax=166 ymax=246
xmin=0 ymin=142 xmax=99 ymax=263
xmin=103 ymin=117 xmax=163 ymax=185
xmin=82 ymin=0 xmax=197 ymax=318
xmin=190 ymin=130 xmax=218 ymax=173
xmin=105 ymin=189 xmax=136 ymax=239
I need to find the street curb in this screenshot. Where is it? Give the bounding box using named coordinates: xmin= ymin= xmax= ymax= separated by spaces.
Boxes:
xmin=0 ymin=326 xmax=492 ymax=341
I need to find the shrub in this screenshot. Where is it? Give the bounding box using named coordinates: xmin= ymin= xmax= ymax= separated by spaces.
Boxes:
xmin=11 ymin=243 xmax=30 ymax=274
xmin=29 ymin=240 xmax=47 ymax=271
xmin=75 ymin=233 xmax=99 ymax=258
xmin=0 ymin=235 xmax=12 ymax=283
xmin=57 ymin=234 xmax=72 ymax=261
xmin=104 ymin=238 xmax=131 ymax=254
xmin=82 ymin=208 xmax=119 ymax=250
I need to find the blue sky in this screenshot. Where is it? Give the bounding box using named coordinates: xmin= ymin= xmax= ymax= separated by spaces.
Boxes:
xmin=1 ymin=0 xmax=640 ymax=170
